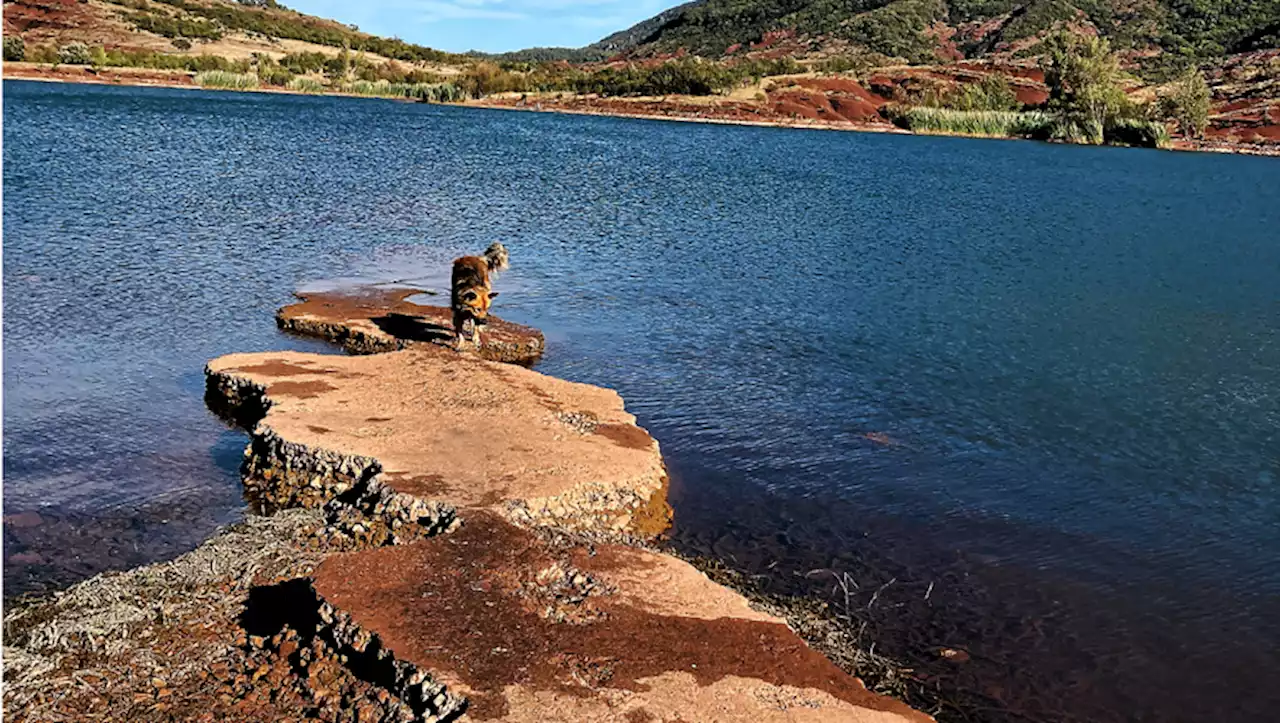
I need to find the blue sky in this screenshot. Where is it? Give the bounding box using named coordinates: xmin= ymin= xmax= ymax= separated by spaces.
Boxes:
xmin=286 ymin=0 xmax=685 ymax=54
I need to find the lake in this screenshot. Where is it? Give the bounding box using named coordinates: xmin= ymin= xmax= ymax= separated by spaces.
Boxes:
xmin=4 ymin=79 xmax=1278 ymax=722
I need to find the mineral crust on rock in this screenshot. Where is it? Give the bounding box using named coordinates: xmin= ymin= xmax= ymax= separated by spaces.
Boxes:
xmin=311 ymin=511 xmax=932 ymax=723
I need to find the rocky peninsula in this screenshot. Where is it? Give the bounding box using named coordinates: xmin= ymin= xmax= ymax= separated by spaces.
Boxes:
xmin=3 ymin=290 xmax=931 ymax=723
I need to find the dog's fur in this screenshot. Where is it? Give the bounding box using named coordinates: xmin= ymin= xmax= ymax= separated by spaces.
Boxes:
xmin=451 ymin=243 xmax=508 ymax=345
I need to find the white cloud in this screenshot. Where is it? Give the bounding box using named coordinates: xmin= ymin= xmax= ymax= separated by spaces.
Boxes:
xmin=415 ymin=0 xmax=528 ymax=21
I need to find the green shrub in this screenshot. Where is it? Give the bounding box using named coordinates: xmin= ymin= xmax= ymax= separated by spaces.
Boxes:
xmin=1156 ymin=69 xmax=1211 ymax=138
xmin=948 ymin=74 xmax=1021 ymax=111
xmin=837 ymin=0 xmax=947 ymax=63
xmin=815 ymin=53 xmax=891 ymax=75
xmin=58 ymin=42 xmax=92 ymax=65
xmin=1046 ymin=116 xmax=1102 ymax=144
xmin=194 ymin=70 xmax=261 ymax=89
xmin=280 ymin=51 xmax=328 ymax=75
xmin=4 ymin=35 xmax=25 ymax=62
xmin=26 ymin=44 xmax=58 ymax=64
xmin=98 ymin=49 xmax=217 ymax=71
xmin=125 ymin=11 xmax=223 ymax=40
xmin=729 ymin=56 xmax=802 ymax=81
xmin=574 ymin=58 xmax=741 ymax=97
xmin=1104 ymin=118 xmax=1171 ymax=148
xmin=172 ymin=38 xmax=192 ymax=51
xmin=259 ymin=66 xmax=294 ymax=86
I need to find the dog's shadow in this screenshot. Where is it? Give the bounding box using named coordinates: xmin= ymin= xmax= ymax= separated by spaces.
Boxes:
xmin=371 ymin=313 xmax=455 ymax=344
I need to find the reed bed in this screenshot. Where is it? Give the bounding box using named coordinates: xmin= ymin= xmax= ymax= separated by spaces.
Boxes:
xmin=887 ymin=105 xmax=1170 ymax=148
xmin=194 ymin=71 xmax=260 ymax=90
xmin=336 ymin=79 xmax=465 ymax=102
xmin=886 ymin=105 xmax=1052 ymax=138
xmin=285 ymin=76 xmax=325 ymax=93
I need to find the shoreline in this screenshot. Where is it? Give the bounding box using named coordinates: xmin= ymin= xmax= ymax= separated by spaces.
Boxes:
xmin=464 ymin=97 xmax=912 ymax=136
xmin=3 ymin=292 xmax=935 ymax=722
xmin=6 ymin=66 xmax=1278 ymax=156
xmin=464 ymin=98 xmax=1280 ymax=155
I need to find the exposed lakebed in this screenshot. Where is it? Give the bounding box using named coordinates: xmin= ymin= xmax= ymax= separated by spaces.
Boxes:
xmin=4 ymin=80 xmax=1279 ymax=721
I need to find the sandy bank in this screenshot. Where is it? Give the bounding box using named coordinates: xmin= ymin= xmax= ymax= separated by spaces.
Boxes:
xmin=3 ymin=288 xmax=932 ymax=723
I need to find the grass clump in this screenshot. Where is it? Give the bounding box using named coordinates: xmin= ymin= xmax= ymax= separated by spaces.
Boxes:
xmin=195 ymin=70 xmax=261 ymax=90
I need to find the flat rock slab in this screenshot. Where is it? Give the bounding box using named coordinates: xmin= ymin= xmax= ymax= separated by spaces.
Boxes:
xmin=277 ymin=287 xmax=544 ymax=365
xmin=207 ymin=348 xmax=670 ymax=535
xmin=314 ymin=511 xmax=931 ymax=723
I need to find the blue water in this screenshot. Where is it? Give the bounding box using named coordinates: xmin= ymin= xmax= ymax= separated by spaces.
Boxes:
xmin=4 ymin=80 xmax=1278 ymax=721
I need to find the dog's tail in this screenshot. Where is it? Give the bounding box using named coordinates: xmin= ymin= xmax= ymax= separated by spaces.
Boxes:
xmin=483 ymin=242 xmax=509 ymax=274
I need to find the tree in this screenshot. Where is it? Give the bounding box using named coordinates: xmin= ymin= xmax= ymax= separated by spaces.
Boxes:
xmin=1159 ymin=69 xmax=1211 ymax=138
xmin=1041 ymin=31 xmax=1130 ymax=144
xmin=949 ymin=74 xmax=1020 ymax=111
xmin=324 ymin=44 xmax=352 ymax=79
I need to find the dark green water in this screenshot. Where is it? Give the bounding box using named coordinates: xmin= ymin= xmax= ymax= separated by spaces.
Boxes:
xmin=4 ymin=80 xmax=1278 ymax=721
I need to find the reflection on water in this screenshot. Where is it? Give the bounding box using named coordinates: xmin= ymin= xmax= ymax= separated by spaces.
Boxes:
xmin=5 ymin=80 xmax=1280 ymax=721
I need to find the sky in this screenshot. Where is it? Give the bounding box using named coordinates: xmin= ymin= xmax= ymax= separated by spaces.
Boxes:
xmin=286 ymin=0 xmax=686 ymax=54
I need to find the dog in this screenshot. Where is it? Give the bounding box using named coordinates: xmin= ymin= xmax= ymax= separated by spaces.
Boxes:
xmin=451 ymin=242 xmax=508 ymax=346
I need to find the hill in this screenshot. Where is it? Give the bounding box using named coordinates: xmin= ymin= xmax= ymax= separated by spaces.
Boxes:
xmin=595 ymin=0 xmax=1280 ymax=72
xmin=2 ymin=0 xmax=460 ymax=66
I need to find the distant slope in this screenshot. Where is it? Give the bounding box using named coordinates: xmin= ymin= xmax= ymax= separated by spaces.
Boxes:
xmin=588 ymin=0 xmax=1280 ymax=64
xmin=589 ymin=1 xmax=703 ymax=54
xmin=3 ymin=0 xmax=460 ymax=64
xmin=477 ymin=2 xmax=702 ymax=62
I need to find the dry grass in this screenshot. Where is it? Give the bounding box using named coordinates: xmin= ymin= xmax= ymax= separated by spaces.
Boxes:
xmin=3 ymin=509 xmax=324 ymax=716
xmin=672 ymin=553 xmax=943 ymax=718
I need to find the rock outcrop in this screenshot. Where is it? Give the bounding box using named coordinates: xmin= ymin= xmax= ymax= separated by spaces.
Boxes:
xmin=310 ymin=511 xmax=930 ymax=722
xmin=4 ymin=286 xmax=931 ymax=723
xmin=276 ymin=287 xmax=544 ymax=365
xmin=205 ymin=347 xmax=671 ymax=537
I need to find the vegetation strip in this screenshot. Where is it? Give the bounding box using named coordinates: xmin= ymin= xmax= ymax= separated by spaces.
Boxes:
xmin=5 ymin=0 xmax=1275 ymax=153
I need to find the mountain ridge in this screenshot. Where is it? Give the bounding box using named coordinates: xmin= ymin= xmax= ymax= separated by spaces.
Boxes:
xmin=550 ymin=0 xmax=1279 ymax=73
